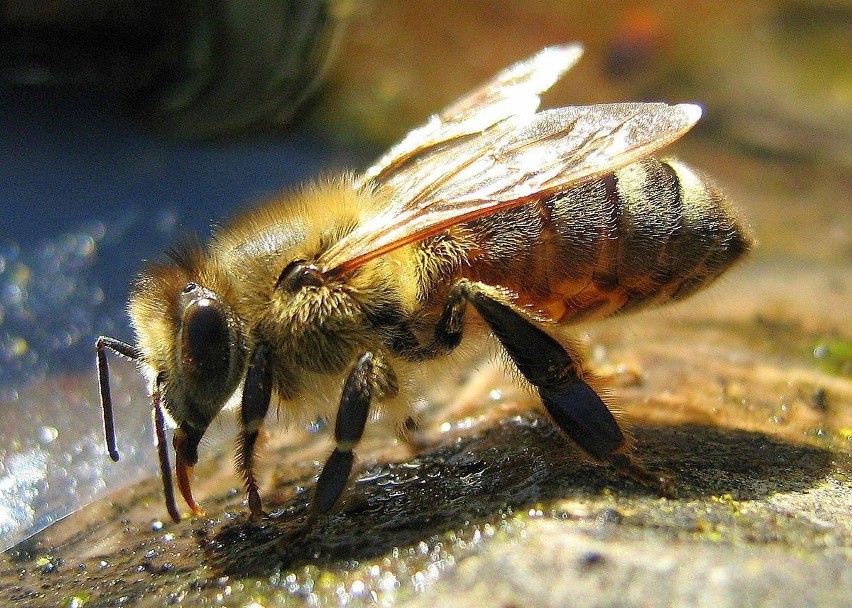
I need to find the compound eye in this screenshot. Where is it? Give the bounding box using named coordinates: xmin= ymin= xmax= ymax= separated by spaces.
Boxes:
xmin=180 ymin=297 xmax=233 ymax=401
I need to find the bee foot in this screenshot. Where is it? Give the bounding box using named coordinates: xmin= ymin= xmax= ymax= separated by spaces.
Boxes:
xmin=609 ymin=452 xmax=678 ymax=498
xmin=248 ymin=487 xmax=265 ymax=521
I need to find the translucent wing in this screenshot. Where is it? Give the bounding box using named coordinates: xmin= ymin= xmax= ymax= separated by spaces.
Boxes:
xmin=356 ymin=43 xmax=584 ymax=189
xmin=319 ymin=51 xmax=702 ymax=276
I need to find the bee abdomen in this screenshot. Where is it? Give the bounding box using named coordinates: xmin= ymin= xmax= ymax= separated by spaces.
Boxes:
xmin=650 ymin=159 xmax=752 ymax=300
xmin=549 ymin=158 xmax=751 ymax=321
xmin=459 ymin=158 xmax=751 ymax=323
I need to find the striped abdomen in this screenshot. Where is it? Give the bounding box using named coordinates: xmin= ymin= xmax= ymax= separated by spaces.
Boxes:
xmin=455 ymin=158 xmax=752 ymax=323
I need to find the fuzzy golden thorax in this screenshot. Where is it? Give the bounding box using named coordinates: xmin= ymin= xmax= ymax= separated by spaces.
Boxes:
xmin=128 ymin=177 xmax=426 ymax=432
xmin=211 ymin=176 xmax=423 ymax=390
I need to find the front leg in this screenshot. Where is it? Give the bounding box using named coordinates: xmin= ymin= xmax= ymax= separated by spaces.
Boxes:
xmin=236 ymin=342 xmax=273 ymax=520
xmin=312 ymin=352 xmax=399 ymax=516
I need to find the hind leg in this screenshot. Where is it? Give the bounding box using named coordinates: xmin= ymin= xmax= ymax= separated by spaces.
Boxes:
xmin=460 ymin=281 xmax=676 ymax=496
xmin=392 ymin=280 xmax=676 ymax=497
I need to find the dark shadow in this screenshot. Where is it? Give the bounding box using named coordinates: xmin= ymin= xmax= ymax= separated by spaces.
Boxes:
xmin=204 ymin=413 xmax=834 ymax=577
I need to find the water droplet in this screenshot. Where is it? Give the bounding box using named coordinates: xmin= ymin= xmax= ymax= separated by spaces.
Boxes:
xmin=3 ymin=336 xmax=29 ymax=358
xmin=2 ymin=284 xmax=23 ymax=306
xmin=351 ymin=579 xmax=366 ymax=596
xmin=37 ymin=426 xmax=59 ymax=444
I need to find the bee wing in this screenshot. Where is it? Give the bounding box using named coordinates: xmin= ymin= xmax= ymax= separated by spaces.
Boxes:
xmin=320 ymin=101 xmax=702 ymax=275
xmin=393 ymin=102 xmax=703 ymax=207
xmin=356 ymin=44 xmax=584 ymax=189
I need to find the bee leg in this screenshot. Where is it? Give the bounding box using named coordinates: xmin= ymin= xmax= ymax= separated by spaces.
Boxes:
xmin=311 ymin=352 xmax=398 ymax=518
xmin=389 ymin=285 xmax=467 ymax=361
xmin=459 ymin=281 xmax=677 ymax=498
xmin=237 ymin=342 xmax=273 ymax=520
xmin=95 ymin=336 xmax=142 ymax=461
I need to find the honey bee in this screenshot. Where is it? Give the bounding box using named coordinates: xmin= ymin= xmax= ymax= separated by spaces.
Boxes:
xmin=96 ymin=43 xmax=751 ymax=523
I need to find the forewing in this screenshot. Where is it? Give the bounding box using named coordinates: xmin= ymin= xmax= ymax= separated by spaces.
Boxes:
xmin=402 ymin=102 xmax=703 ymax=206
xmin=356 ymin=44 xmax=584 ymax=189
xmin=320 ymin=102 xmax=702 ymax=275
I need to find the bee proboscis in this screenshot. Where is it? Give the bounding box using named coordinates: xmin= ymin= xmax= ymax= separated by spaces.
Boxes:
xmin=97 ymin=43 xmax=751 ymax=523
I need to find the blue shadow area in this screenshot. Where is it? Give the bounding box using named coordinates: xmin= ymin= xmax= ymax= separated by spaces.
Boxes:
xmin=0 ymin=85 xmax=374 ymax=385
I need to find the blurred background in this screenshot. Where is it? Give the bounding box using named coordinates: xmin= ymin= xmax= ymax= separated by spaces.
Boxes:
xmin=0 ymin=0 xmax=849 ymax=552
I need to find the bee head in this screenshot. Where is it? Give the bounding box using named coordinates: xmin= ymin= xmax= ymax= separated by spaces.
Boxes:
xmin=129 ymin=241 xmax=247 ymax=434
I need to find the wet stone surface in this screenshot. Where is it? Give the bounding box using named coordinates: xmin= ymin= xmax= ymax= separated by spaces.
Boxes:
xmin=2 ymin=1 xmax=851 ymax=606
xmin=1 ymin=396 xmax=848 ymax=606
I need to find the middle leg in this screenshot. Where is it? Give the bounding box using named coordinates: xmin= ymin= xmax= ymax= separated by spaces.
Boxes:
xmin=311 ymin=352 xmax=399 ymax=516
